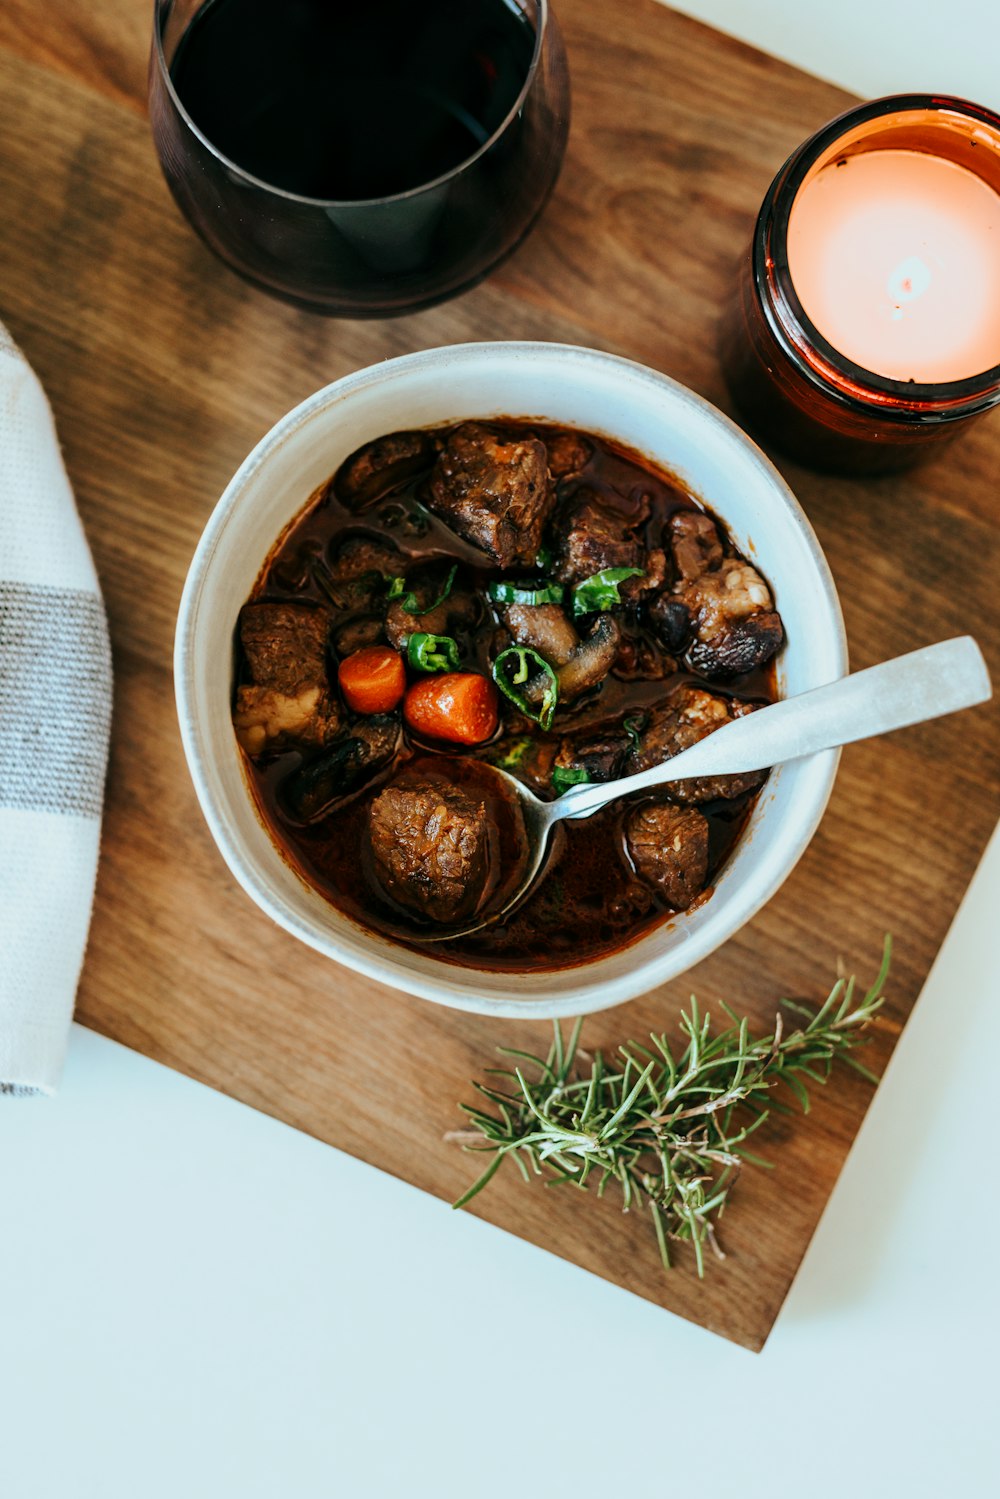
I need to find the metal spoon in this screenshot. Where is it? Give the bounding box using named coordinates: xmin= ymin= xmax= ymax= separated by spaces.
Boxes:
xmin=419 ymin=635 xmax=992 ymax=942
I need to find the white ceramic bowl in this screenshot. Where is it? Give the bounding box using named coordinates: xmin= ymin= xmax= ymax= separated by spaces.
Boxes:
xmin=175 ymin=342 xmax=847 ymax=1019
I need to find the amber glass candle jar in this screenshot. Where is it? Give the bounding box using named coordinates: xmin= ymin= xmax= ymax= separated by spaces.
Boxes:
xmin=720 ymin=95 xmax=1000 ymax=474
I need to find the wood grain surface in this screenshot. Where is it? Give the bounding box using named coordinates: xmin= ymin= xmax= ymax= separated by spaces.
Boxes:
xmin=2 ymin=0 xmax=997 ymax=1350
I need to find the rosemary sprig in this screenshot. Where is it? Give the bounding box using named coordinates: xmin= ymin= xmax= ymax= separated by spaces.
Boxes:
xmin=449 ymin=939 xmax=891 ymax=1276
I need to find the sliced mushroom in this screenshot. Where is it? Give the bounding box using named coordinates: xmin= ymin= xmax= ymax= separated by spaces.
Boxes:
xmin=500 ymin=603 xmax=579 ymax=667
xmin=648 ymin=595 xmax=692 ymax=654
xmin=553 ymin=614 xmax=622 ymax=701
xmin=328 ymin=533 xmax=403 ymax=585
xmin=280 ymin=716 xmax=401 ymax=824
xmin=523 ymin=614 xmax=622 ymax=709
xmin=385 ymin=589 xmax=479 ymax=652
xmin=332 ymin=614 xmax=386 ymax=656
xmin=335 ymin=431 xmax=435 ymax=510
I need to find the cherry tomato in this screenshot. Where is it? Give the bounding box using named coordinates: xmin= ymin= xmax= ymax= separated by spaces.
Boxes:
xmin=338 ymin=646 xmax=406 ymax=715
xmin=403 ymin=673 xmax=499 ymax=745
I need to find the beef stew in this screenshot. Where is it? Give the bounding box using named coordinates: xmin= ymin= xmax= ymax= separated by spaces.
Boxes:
xmin=232 ymin=420 xmax=783 ymax=971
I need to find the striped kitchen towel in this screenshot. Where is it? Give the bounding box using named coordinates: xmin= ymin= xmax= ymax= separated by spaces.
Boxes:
xmin=0 ymin=322 xmax=112 ymax=1095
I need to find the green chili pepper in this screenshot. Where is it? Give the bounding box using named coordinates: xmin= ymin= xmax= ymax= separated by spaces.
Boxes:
xmin=571 ymin=567 xmax=644 ymax=617
xmin=487 ymin=579 xmax=565 ymax=607
xmin=623 ymin=711 xmax=649 ymax=749
xmin=385 ymin=575 xmax=418 ymax=613
xmin=535 ymin=544 xmax=554 ymax=570
xmin=490 ymin=737 xmax=534 ymax=770
xmin=491 ymin=646 xmax=559 ymax=730
xmin=387 ymin=562 xmax=458 ymax=616
xmin=407 ymin=632 xmax=460 ymax=672
xmin=551 ymin=765 xmax=591 ymax=796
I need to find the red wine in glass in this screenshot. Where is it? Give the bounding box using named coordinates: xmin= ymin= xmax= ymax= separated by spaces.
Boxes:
xmin=149 ymin=0 xmax=570 ymax=316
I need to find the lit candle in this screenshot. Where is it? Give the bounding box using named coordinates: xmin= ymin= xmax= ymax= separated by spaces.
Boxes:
xmin=720 ymin=96 xmax=1000 ymax=474
xmin=788 ymin=149 xmax=1000 ymax=384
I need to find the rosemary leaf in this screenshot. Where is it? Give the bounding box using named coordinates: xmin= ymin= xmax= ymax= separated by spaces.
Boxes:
xmin=450 ymin=940 xmax=890 ymax=1275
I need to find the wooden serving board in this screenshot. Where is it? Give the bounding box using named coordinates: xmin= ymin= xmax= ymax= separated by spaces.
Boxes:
xmin=2 ymin=0 xmax=997 ymax=1351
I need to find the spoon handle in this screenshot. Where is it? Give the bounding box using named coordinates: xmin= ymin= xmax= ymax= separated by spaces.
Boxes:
xmin=557 ymin=636 xmax=992 ymax=820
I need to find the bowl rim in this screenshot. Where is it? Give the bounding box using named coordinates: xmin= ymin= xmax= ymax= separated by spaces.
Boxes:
xmin=174 ymin=340 xmax=848 ymax=1018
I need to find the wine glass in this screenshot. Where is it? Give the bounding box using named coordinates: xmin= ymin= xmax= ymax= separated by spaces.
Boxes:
xmin=148 ymin=0 xmax=571 ymax=317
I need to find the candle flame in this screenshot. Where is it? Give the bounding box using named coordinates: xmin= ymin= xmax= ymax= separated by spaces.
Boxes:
xmin=887 ymin=254 xmax=932 ymax=310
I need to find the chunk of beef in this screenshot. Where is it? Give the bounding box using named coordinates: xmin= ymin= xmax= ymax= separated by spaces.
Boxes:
xmin=428 ymin=423 xmax=554 ymax=568
xmin=625 ymin=802 xmax=709 ymax=910
xmin=368 ymin=774 xmax=495 ymax=924
xmin=281 ymin=716 xmax=401 ymax=823
xmin=545 ymin=431 xmax=592 ymax=479
xmin=669 ymin=510 xmax=723 ymax=582
xmin=233 ymin=602 xmax=340 ymax=756
xmin=554 ymin=496 xmax=644 ymax=585
xmin=657 ymin=511 xmax=784 ymax=677
xmin=554 ymin=494 xmax=667 ymax=602
xmin=612 ymin=629 xmax=675 ymax=681
xmin=240 ymin=601 xmax=329 ymax=690
xmin=500 ymin=603 xmax=579 ymax=667
xmin=335 ymin=431 xmax=435 ymax=509
xmin=626 ymin=685 xmax=766 ymax=803
xmin=635 ymin=549 xmax=669 ymax=599
xmin=233 ymin=684 xmax=340 ymax=757
xmin=683 ymin=562 xmax=784 ymax=676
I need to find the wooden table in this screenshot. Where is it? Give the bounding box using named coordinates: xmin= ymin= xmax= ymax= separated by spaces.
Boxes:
xmin=2 ymin=0 xmax=997 ymax=1350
